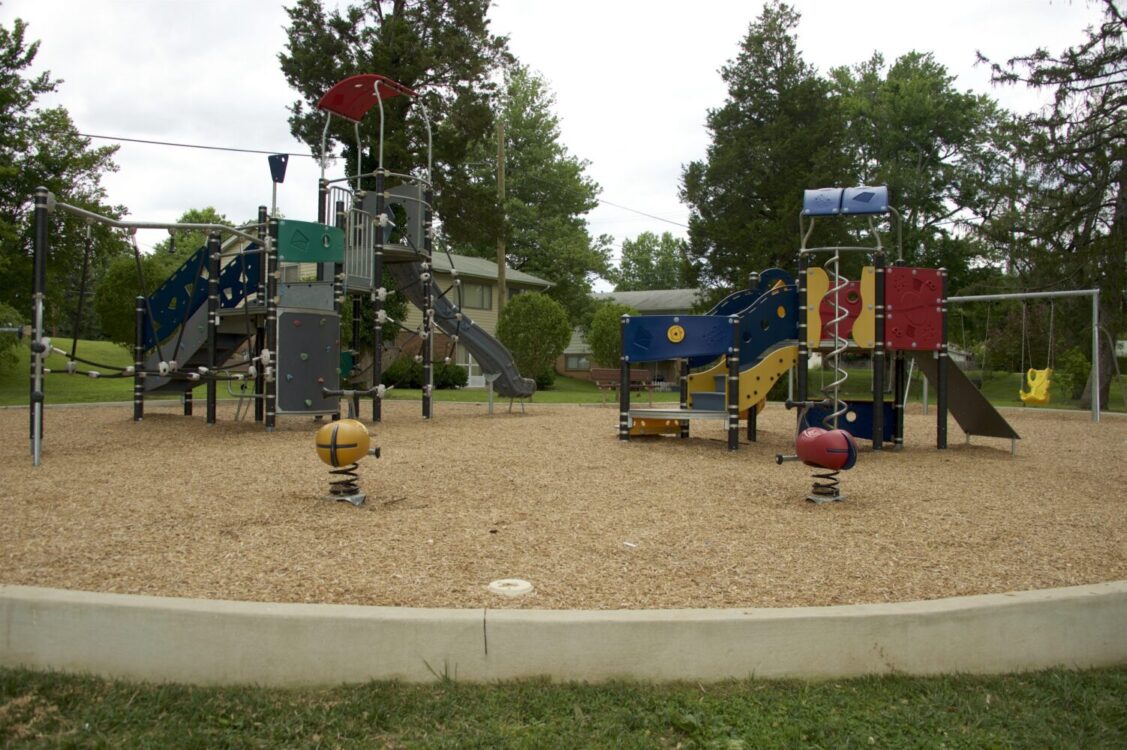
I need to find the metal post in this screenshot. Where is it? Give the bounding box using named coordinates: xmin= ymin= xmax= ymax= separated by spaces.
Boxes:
xmin=936 ymin=269 xmax=948 ymax=449
xmin=619 ymin=315 xmax=630 ymax=441
xmin=727 ymin=315 xmax=740 ymax=452
xmin=206 ymin=232 xmax=220 ymax=425
xmin=133 ymin=296 xmax=145 ymax=422
xmin=422 ymin=186 xmax=434 ymax=420
xmin=373 ymin=171 xmax=385 ymax=423
xmin=332 ymin=203 xmax=346 ymax=422
xmin=679 ymin=359 xmax=689 ymax=439
xmin=1092 ymin=290 xmax=1100 ymax=423
xmin=184 ymin=390 xmax=192 ymax=416
xmin=796 ymin=253 xmax=809 ymax=405
xmin=30 ymin=187 xmax=48 ymax=464
xmin=265 ymin=218 xmax=278 ymax=431
xmin=872 ymin=253 xmax=885 ymax=450
xmin=254 ymin=206 xmax=267 ymax=423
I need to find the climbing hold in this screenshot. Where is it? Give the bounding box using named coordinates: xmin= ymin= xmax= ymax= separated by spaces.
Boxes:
xmin=304 ymin=398 xmax=313 ymax=407
xmin=300 ymin=352 xmax=309 ymax=361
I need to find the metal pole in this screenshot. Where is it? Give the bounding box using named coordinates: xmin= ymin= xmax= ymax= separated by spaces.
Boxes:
xmin=133 ymin=296 xmax=145 ymax=422
xmin=937 ymin=269 xmax=949 ymax=449
xmin=206 ymin=232 xmax=220 ymax=425
xmin=796 ymin=253 xmax=809 ymax=405
xmin=30 ymin=187 xmax=48 ymax=465
xmin=1093 ymin=291 xmax=1100 ymax=423
xmin=619 ymin=315 xmax=630 ymax=441
xmin=373 ymin=171 xmax=385 ymax=423
xmin=872 ymin=252 xmax=885 ymax=450
xmin=254 ymin=206 xmax=267 ymax=423
xmin=727 ymin=315 xmax=740 ymax=452
xmin=265 ymin=218 xmax=278 ymax=431
xmin=679 ymin=359 xmax=689 ymax=439
xmin=422 ymin=185 xmax=434 ymax=420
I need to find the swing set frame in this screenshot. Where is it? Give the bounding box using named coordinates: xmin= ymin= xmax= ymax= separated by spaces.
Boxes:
xmin=946 ymin=287 xmax=1101 ymax=422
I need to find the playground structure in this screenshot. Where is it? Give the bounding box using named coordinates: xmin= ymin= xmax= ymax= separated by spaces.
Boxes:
xmin=26 ymin=74 xmax=534 ymax=466
xmin=616 ymin=186 xmax=1025 ymax=477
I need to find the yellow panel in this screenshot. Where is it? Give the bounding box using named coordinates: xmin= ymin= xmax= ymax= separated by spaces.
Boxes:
xmin=629 ymin=418 xmax=682 ymax=436
xmin=805 ymin=267 xmax=829 ymax=348
xmin=852 ymin=266 xmax=876 ymax=349
xmin=685 ymin=344 xmax=798 ymax=416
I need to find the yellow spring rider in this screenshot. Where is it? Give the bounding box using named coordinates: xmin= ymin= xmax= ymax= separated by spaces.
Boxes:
xmin=1019 ymin=302 xmax=1053 ymax=406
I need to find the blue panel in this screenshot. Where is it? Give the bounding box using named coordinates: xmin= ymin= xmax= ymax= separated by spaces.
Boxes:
xmin=802 ymin=399 xmax=895 ymax=441
xmin=623 ymin=315 xmax=733 ymax=364
xmin=144 ymin=244 xmax=262 ymax=350
xmin=802 ymin=188 xmax=843 ymax=216
xmin=841 ymin=186 xmax=890 ymax=215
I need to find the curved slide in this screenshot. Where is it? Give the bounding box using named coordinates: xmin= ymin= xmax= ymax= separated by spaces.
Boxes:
xmin=386 ymin=261 xmax=536 ymax=398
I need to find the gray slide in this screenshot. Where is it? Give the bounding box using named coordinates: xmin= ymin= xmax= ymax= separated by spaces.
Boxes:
xmin=387 ymin=261 xmax=536 ymax=398
xmin=910 ymin=353 xmax=1019 ymax=440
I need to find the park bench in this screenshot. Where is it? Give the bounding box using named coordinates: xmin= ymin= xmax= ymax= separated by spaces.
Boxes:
xmin=590 ymin=367 xmax=656 ymax=405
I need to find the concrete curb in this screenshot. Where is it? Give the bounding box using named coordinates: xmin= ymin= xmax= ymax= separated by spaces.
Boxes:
xmin=2 ymin=583 xmax=1125 ymax=686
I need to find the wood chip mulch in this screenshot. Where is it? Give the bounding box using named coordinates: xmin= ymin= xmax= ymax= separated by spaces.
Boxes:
xmin=2 ymin=399 xmax=1124 ymax=610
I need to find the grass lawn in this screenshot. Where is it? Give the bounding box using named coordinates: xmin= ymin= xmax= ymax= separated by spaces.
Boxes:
xmin=2 ymin=339 xmax=1122 ymax=412
xmin=2 ymin=667 xmax=1124 ymax=747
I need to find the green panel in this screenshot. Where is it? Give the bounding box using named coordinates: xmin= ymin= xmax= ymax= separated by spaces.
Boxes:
xmin=276 ymin=220 xmax=344 ymax=263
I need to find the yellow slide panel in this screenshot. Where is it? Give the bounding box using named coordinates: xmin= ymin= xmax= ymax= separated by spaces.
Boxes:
xmin=686 ymin=343 xmax=798 ymax=416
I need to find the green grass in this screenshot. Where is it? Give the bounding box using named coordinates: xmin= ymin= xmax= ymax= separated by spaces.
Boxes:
xmin=2 ymin=667 xmax=1124 ymax=748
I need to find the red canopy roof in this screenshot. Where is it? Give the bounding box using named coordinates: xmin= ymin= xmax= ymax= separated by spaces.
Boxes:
xmin=315 ymin=74 xmax=418 ymax=122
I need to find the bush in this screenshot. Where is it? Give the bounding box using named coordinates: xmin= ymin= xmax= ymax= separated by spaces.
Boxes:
xmin=434 ymin=361 xmax=467 ymax=389
xmin=382 ymin=355 xmax=423 ymax=388
xmin=1054 ymin=347 xmax=1090 ymax=400
xmin=496 ymin=293 xmax=572 ymax=385
xmin=586 ymin=302 xmax=637 ymax=367
xmin=535 ymin=369 xmax=555 ymax=389
xmin=0 ymin=302 xmax=25 ymax=373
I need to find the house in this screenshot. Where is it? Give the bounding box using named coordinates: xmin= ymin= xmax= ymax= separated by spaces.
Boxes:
xmin=396 ymin=252 xmax=552 ymax=387
xmin=558 ymin=288 xmax=703 ymax=385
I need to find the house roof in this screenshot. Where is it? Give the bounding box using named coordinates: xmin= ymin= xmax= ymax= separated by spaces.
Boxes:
xmin=593 ymin=288 xmax=702 ymax=313
xmin=433 ymin=252 xmax=552 ymax=289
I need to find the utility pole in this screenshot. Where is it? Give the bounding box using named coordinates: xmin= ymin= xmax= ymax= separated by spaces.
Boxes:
xmin=496 ymin=119 xmax=507 ymax=319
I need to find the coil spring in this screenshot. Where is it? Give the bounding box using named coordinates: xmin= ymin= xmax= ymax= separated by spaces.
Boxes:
xmin=808 ymin=467 xmax=843 ymax=502
xmin=327 ymin=463 xmax=361 ymax=497
xmin=813 ymin=250 xmax=850 ymax=499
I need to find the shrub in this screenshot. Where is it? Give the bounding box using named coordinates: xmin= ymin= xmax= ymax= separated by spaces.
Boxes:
xmin=586 ymin=302 xmax=637 ymax=367
xmin=496 ymin=293 xmax=571 ymax=385
xmin=1053 ymin=347 xmax=1090 ymax=400
xmin=0 ymin=302 xmax=25 ymax=373
xmin=434 ymin=361 xmax=468 ymax=389
xmin=382 ymin=355 xmax=423 ymax=388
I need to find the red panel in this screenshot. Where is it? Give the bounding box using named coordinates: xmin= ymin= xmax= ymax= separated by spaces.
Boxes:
xmin=817 ymin=280 xmax=862 ymax=341
xmin=316 ymin=74 xmax=418 ymax=122
xmin=885 ymin=267 xmax=943 ymax=351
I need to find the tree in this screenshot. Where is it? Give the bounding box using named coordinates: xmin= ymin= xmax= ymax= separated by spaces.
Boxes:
xmin=609 ymin=231 xmax=690 ymax=291
xmin=92 ymin=253 xmax=172 ymax=347
xmin=979 ymin=0 xmax=1126 ymax=407
xmin=469 ymin=64 xmax=609 ymax=325
xmin=831 ymin=52 xmax=1008 ymax=291
xmin=495 ymin=292 xmax=570 ymax=388
xmin=279 ymin=0 xmax=509 ymax=245
xmin=680 ymin=2 xmax=852 ymax=291
xmin=0 ymin=14 xmax=127 ymax=330
xmin=585 ymin=301 xmax=636 ymax=368
xmin=151 ymin=207 xmax=235 ymax=265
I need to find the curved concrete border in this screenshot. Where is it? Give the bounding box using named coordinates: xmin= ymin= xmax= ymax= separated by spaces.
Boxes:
xmin=2 ymin=583 xmax=1125 ymax=686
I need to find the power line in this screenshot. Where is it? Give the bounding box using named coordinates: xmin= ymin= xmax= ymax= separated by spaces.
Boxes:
xmin=79 ymin=133 xmax=322 ymax=158
xmin=596 ymin=198 xmax=689 ymax=229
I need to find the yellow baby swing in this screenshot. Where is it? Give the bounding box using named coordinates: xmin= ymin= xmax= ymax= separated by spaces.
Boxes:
xmin=1019 ymin=301 xmax=1053 ymax=406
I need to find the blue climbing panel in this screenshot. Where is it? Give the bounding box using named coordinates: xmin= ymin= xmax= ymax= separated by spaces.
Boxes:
xmin=143 ymin=244 xmax=262 ymax=350
xmin=801 ymin=399 xmax=895 ymax=441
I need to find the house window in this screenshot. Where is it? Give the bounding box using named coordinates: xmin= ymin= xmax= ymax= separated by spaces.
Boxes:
xmin=462 ymin=282 xmax=492 ymax=310
xmin=565 ymin=354 xmax=590 ymax=371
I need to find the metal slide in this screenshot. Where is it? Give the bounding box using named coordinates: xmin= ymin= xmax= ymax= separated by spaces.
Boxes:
xmin=386 ymin=261 xmax=536 ymax=398
xmin=908 ymin=352 xmax=1020 ymax=441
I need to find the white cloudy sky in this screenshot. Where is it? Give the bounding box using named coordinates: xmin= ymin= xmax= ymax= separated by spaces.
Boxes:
xmin=1 ymin=0 xmax=1105 ymax=287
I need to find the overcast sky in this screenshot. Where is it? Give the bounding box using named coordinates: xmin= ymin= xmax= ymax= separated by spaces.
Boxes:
xmin=1 ymin=0 xmax=1106 ymax=288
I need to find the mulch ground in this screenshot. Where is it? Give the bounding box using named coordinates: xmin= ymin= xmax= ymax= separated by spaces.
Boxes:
xmin=1 ymin=399 xmax=1124 ymax=610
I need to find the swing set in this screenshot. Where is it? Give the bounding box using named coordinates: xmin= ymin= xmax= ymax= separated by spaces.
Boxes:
xmin=946 ymin=286 xmax=1102 ymax=422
